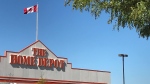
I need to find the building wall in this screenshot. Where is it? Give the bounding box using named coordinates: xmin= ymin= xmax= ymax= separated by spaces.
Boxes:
xmin=0 ymin=41 xmax=111 ymax=84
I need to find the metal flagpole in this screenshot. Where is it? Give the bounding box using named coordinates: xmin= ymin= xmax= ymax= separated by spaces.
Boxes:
xmin=36 ymin=3 xmax=38 ymax=41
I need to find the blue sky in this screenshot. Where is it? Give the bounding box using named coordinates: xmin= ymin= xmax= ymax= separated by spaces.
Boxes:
xmin=0 ymin=0 xmax=150 ymax=84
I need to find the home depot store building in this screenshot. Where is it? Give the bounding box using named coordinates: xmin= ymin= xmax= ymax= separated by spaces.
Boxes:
xmin=0 ymin=40 xmax=111 ymax=84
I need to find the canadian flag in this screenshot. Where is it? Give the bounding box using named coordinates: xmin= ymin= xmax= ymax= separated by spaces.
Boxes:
xmin=24 ymin=5 xmax=38 ymax=14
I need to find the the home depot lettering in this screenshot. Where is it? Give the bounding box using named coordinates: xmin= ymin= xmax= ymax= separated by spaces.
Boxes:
xmin=10 ymin=48 xmax=65 ymax=68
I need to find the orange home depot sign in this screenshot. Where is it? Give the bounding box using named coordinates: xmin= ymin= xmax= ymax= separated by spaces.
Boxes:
xmin=10 ymin=48 xmax=65 ymax=69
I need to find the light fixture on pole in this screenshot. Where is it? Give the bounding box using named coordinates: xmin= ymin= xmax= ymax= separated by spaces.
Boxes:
xmin=118 ymin=54 xmax=128 ymax=84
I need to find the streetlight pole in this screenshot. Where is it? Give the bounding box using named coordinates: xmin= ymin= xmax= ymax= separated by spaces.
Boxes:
xmin=118 ymin=54 xmax=128 ymax=84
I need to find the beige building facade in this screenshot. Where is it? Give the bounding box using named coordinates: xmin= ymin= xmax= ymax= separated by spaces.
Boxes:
xmin=0 ymin=40 xmax=111 ymax=84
